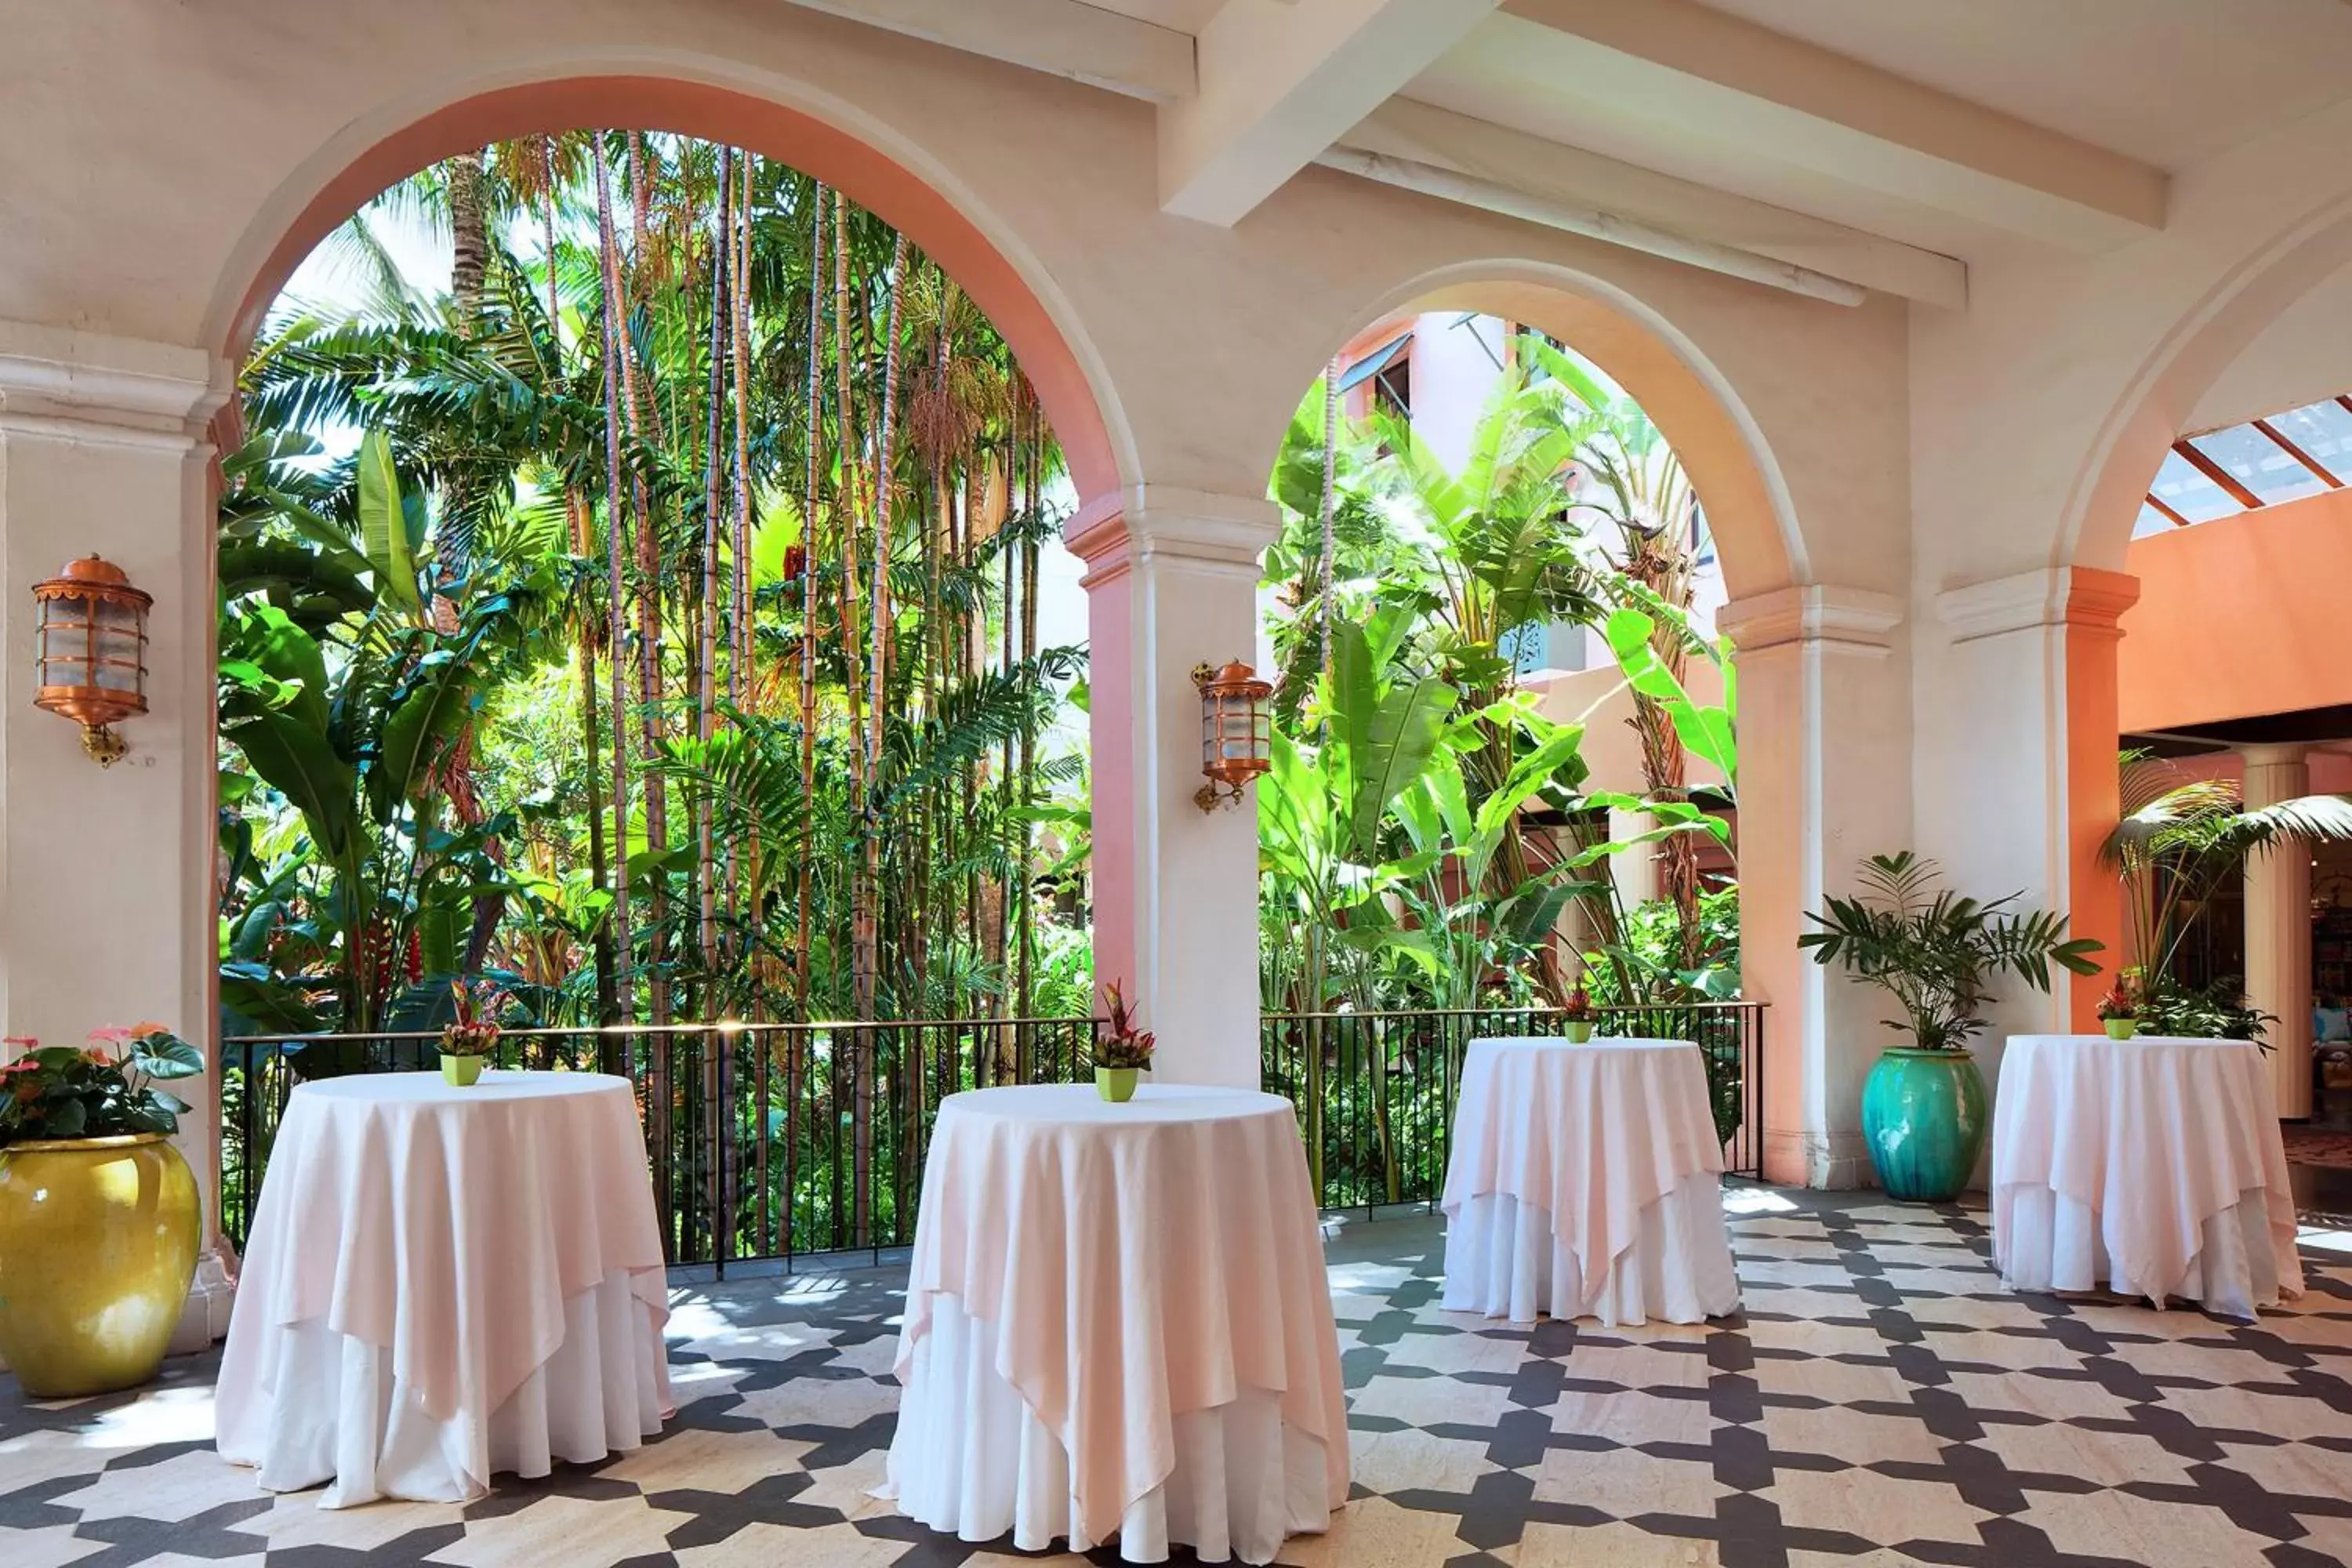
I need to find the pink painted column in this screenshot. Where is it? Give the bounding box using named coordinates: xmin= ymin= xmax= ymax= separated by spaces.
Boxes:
xmin=2242 ymin=744 xmax=2315 ymax=1119
xmin=1066 ymin=486 xmax=1279 ymax=1087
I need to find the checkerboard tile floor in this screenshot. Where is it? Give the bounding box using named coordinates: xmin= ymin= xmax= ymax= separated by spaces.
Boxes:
xmin=8 ymin=1189 xmax=2352 ymax=1566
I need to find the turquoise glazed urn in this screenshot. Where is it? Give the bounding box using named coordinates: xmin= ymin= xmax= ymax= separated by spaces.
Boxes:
xmin=1860 ymin=1047 xmax=1987 ymax=1203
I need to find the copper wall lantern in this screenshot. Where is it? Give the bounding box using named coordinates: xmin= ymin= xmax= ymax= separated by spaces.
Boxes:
xmin=34 ymin=555 xmax=151 ymax=767
xmin=1192 ymin=659 xmax=1272 ymax=811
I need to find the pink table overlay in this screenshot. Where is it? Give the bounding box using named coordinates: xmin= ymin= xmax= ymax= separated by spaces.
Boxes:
xmin=884 ymin=1083 xmax=1349 ymax=1564
xmin=1443 ymin=1037 xmax=1740 ymax=1325
xmin=1992 ymin=1035 xmax=2302 ymax=1316
xmin=216 ymin=1070 xmax=673 ymax=1505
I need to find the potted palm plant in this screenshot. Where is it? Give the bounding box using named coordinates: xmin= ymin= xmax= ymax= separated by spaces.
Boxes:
xmin=1095 ymin=982 xmax=1154 ymax=1103
xmin=0 ymin=1025 xmax=205 ymax=1396
xmin=1801 ymin=852 xmax=2102 ymax=1202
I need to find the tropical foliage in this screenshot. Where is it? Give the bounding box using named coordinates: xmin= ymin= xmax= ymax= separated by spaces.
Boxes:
xmin=217 ymin=133 xmax=1084 ymax=1057
xmin=2107 ymin=754 xmax=2352 ymax=1036
xmin=1256 ymin=338 xmax=1737 ymax=1018
xmin=0 ymin=1028 xmax=205 ymax=1145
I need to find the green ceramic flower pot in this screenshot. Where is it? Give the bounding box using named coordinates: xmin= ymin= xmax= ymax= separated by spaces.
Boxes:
xmin=1095 ymin=1066 xmax=1138 ymax=1103
xmin=1859 ymin=1047 xmax=1987 ymax=1203
xmin=2103 ymin=1018 xmax=2139 ymax=1040
xmin=441 ymin=1053 xmax=485 ymax=1087
xmin=1563 ymin=1022 xmax=1596 ymax=1044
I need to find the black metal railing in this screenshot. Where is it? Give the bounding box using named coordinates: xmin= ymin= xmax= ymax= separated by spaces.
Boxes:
xmin=220 ymin=1000 xmax=1762 ymax=1267
xmin=220 ymin=1017 xmax=1102 ymax=1269
xmin=1260 ymin=1002 xmax=1765 ymax=1212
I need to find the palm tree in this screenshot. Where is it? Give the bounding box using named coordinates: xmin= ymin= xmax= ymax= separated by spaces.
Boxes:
xmin=2107 ymin=759 xmax=2352 ymax=994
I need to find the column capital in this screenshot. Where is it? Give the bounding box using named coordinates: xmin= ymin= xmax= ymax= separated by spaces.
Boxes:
xmin=1935 ymin=565 xmax=2139 ymax=644
xmin=0 ymin=318 xmax=233 ymax=452
xmin=2238 ymin=742 xmax=2312 ymax=770
xmin=1065 ymin=484 xmax=1281 ymax=585
xmin=1717 ymin=583 xmax=1902 ymax=657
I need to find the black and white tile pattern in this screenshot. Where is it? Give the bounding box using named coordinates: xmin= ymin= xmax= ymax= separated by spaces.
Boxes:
xmin=7 ymin=1190 xmax=2352 ymax=1566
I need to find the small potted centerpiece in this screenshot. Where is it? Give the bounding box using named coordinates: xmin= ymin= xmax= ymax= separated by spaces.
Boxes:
xmin=2097 ymin=976 xmax=2142 ymax=1040
xmin=0 ymin=1025 xmax=205 ymax=1396
xmin=1561 ymin=982 xmax=1599 ymax=1044
xmin=1802 ymin=852 xmax=2101 ymax=1203
xmin=1095 ymin=982 xmax=1155 ymax=1103
xmin=438 ymin=981 xmax=502 ymax=1087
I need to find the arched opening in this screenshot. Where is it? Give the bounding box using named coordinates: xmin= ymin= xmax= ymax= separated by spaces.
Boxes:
xmin=202 ymin=84 xmax=1134 ymax=1263
xmin=2064 ymin=192 xmax=2352 ymax=1107
xmin=208 ymin=77 xmax=1127 ymax=502
xmin=1254 ymin=270 xmax=1802 ymax=1197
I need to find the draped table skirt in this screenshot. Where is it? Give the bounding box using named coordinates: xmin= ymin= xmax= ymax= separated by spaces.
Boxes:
xmin=214 ymin=1071 xmax=674 ymax=1507
xmin=1995 ymin=1185 xmax=2285 ymax=1319
xmin=1442 ymin=1171 xmax=1741 ymax=1326
xmin=884 ymin=1293 xmax=1331 ymax=1564
xmin=1991 ymin=1036 xmax=2301 ymax=1320
xmin=218 ymin=1269 xmax=670 ymax=1507
xmin=884 ymin=1085 xmax=1348 ymax=1566
xmin=1441 ymin=1038 xmax=1740 ymax=1327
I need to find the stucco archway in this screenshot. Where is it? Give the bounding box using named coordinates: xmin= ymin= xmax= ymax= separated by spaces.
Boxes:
xmin=202 ymin=74 xmax=1131 ymax=504
xmin=2063 ymin=191 xmax=2352 ymax=576
xmin=1267 ymin=260 xmax=1803 ymax=606
xmin=2053 ymin=189 xmax=2352 ymax=1031
xmin=1276 ymin=262 xmax=1820 ymax=1176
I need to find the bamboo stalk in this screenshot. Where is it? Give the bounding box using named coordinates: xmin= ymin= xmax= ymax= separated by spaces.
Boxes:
xmin=590 ymin=136 xmax=637 ymax=1025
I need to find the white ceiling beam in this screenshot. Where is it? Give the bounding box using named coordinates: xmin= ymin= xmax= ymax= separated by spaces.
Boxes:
xmin=1492 ymin=0 xmax=2167 ymax=252
xmin=1342 ymin=97 xmax=1967 ymax=307
xmin=1318 ymin=145 xmax=1864 ymax=306
xmin=1160 ymin=0 xmax=1501 ymax=226
xmin=780 ymin=0 xmax=1196 ymax=103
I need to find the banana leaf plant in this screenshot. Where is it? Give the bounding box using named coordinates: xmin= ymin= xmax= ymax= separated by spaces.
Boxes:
xmin=217 ymin=427 xmax=554 ymax=1049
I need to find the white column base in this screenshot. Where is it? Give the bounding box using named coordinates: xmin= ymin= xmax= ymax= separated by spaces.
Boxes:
xmin=1764 ymin=1128 xmax=1872 ymax=1190
xmin=169 ymin=1243 xmax=238 ymax=1356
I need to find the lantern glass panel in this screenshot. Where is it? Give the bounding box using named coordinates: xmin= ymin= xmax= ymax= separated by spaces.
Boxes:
xmin=93 ymin=601 xmax=143 ymax=692
xmin=38 ymin=620 xmax=82 ymax=678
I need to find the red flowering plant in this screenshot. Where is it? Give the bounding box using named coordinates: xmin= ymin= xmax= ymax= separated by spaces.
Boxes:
xmin=1560 ymin=982 xmax=1599 ymax=1024
xmin=1096 ymin=982 xmax=1156 ymax=1071
xmin=2096 ymin=974 xmax=2141 ymax=1022
xmin=438 ymin=980 xmax=506 ymax=1058
xmin=0 ymin=1025 xmax=204 ymax=1146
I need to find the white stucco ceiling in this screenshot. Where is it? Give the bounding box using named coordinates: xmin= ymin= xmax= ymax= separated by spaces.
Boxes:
xmin=1079 ymin=0 xmax=1222 ymax=36
xmin=1687 ymin=0 xmax=2352 ymax=170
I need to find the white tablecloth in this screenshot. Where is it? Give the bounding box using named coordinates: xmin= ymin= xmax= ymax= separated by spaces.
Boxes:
xmin=1442 ymin=1037 xmax=1740 ymax=1326
xmin=883 ymin=1083 xmax=1348 ymax=1564
xmin=216 ymin=1071 xmax=673 ymax=1505
xmin=1992 ymin=1035 xmax=2303 ymax=1318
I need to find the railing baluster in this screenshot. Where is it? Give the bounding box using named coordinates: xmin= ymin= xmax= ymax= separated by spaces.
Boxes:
xmin=210 ymin=1001 xmax=1768 ymax=1263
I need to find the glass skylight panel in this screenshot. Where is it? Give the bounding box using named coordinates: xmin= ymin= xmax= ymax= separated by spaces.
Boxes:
xmin=2132 ymin=502 xmax=2177 ymax=538
xmin=2265 ymin=399 xmax=2352 ymax=477
xmin=2147 ymin=448 xmax=2245 ymax=523
xmin=2189 ymin=423 xmax=2328 ymax=505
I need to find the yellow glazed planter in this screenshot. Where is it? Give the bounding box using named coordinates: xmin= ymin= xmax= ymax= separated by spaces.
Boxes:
xmin=0 ymin=1134 xmax=198 ymax=1398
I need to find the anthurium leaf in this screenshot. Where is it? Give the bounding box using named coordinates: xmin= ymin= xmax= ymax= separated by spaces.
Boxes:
xmin=133 ymin=1037 xmax=205 ymax=1080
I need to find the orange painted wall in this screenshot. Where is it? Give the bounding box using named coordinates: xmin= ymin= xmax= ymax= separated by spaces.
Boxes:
xmin=2118 ymin=485 xmax=2352 ymax=733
